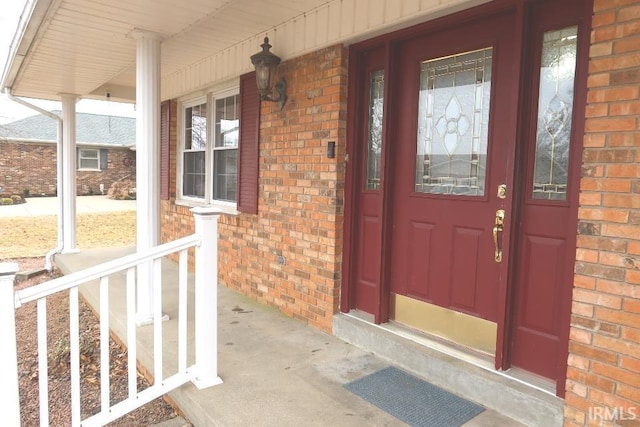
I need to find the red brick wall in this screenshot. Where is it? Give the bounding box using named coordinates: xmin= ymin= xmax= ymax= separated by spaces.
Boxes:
xmin=0 ymin=141 xmax=57 ymax=195
xmin=0 ymin=140 xmax=135 ymax=197
xmin=565 ymin=1 xmax=640 ymax=425
xmin=77 ymin=149 xmax=136 ymax=195
xmin=160 ymin=45 xmax=347 ymax=332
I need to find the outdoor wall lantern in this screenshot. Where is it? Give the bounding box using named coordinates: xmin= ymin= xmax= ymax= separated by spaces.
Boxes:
xmin=250 ymin=37 xmax=287 ymax=110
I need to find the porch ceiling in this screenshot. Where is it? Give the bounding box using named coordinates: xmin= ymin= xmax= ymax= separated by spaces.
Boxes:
xmin=2 ymin=0 xmax=331 ymax=102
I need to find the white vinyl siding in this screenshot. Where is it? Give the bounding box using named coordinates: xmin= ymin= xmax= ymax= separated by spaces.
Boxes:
xmin=161 ymin=0 xmax=484 ymax=100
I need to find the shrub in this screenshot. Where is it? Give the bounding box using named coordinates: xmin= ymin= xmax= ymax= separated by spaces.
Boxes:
xmin=11 ymin=195 xmax=23 ymax=203
xmin=23 ymin=188 xmax=30 ymax=197
xmin=1 ymin=198 xmax=14 ymax=205
xmin=108 ymin=179 xmax=136 ymax=200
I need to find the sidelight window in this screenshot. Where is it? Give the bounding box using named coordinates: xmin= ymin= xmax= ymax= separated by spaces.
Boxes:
xmin=531 ymin=27 xmax=578 ymax=200
xmin=366 ymin=70 xmax=384 ymax=190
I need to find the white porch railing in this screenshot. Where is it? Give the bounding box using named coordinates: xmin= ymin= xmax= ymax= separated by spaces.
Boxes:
xmin=0 ymin=207 xmax=223 ymax=427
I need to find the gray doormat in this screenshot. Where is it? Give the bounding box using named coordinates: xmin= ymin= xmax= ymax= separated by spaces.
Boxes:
xmin=344 ymin=366 xmax=485 ymax=427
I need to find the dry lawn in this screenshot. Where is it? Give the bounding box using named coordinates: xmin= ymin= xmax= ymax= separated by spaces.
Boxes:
xmin=0 ymin=211 xmax=136 ymax=258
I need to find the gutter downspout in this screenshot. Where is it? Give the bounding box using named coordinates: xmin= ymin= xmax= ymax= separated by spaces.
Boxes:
xmin=4 ymin=89 xmax=64 ymax=271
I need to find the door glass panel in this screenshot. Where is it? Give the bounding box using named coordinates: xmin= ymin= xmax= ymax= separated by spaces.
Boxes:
xmin=366 ymin=70 xmax=384 ymax=190
xmin=416 ymin=48 xmax=492 ymax=196
xmin=532 ymin=27 xmax=578 ymax=200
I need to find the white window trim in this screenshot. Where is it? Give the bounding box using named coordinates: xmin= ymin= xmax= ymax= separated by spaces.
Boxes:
xmin=178 ymin=96 xmax=208 ymax=204
xmin=78 ymin=148 xmax=100 ymax=171
xmin=176 ymin=86 xmax=240 ymax=211
xmin=210 ymin=87 xmax=239 ymax=206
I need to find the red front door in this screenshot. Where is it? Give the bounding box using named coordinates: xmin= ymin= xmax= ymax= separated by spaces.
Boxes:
xmin=389 ymin=9 xmax=516 ymax=324
xmin=343 ymin=0 xmax=590 ymax=396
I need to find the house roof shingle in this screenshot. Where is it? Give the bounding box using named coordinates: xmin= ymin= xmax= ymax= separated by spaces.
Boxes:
xmin=0 ymin=111 xmax=136 ymax=147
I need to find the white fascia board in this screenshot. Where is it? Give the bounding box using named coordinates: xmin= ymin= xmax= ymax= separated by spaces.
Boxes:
xmin=2 ymin=138 xmax=56 ymax=145
xmin=76 ymin=142 xmax=132 ymax=148
xmin=1 ymin=0 xmax=57 ymax=92
xmin=2 ymin=138 xmax=130 ymax=148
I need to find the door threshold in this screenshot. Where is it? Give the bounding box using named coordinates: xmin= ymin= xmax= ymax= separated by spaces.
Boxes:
xmin=384 ymin=318 xmax=557 ymax=395
xmin=333 ymin=310 xmax=564 ymax=427
xmin=384 ymin=320 xmax=495 ymax=368
xmin=335 ymin=311 xmax=563 ymax=426
xmin=501 ymin=366 xmax=556 ymax=395
xmin=343 ymin=310 xmax=556 ymax=396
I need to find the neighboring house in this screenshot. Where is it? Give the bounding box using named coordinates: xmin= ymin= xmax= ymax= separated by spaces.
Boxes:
xmin=1 ymin=0 xmax=639 ymax=425
xmin=0 ymin=112 xmax=136 ymax=196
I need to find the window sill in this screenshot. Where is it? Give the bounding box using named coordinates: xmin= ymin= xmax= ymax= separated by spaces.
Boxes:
xmin=78 ymin=168 xmax=101 ymax=172
xmin=175 ymin=199 xmax=239 ymax=216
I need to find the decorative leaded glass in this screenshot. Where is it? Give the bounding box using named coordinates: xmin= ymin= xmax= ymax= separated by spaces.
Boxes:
xmin=415 ymin=48 xmax=492 ymax=196
xmin=366 ymin=70 xmax=384 ymax=190
xmin=532 ymin=27 xmax=578 ymax=200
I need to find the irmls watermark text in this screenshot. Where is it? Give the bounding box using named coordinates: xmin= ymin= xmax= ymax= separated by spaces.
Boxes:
xmin=588 ymin=406 xmax=638 ymax=422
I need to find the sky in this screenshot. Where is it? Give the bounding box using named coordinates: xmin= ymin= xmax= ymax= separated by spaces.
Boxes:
xmin=0 ymin=0 xmax=135 ymax=125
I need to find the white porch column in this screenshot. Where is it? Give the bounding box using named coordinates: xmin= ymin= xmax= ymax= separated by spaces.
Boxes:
xmin=60 ymin=94 xmax=78 ymax=253
xmin=0 ymin=262 xmax=20 ymax=425
xmin=191 ymin=207 xmax=223 ymax=389
xmin=133 ymin=30 xmax=162 ymax=324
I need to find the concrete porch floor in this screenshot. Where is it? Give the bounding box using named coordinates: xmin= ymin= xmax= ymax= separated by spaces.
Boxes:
xmin=55 ymin=247 xmax=526 ymax=427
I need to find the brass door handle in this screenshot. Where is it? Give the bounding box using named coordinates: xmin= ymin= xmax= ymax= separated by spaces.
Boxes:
xmin=493 ymin=209 xmax=505 ymax=263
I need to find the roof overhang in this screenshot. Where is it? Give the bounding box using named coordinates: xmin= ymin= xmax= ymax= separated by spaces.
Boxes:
xmin=1 ymin=0 xmax=490 ymax=103
xmin=1 ymin=0 xmax=55 ymax=93
xmin=2 ymin=0 xmax=339 ymax=102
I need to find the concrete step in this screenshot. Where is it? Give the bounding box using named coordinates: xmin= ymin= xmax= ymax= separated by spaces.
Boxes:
xmin=149 ymin=416 xmax=191 ymax=427
xmin=333 ymin=313 xmax=564 ymax=427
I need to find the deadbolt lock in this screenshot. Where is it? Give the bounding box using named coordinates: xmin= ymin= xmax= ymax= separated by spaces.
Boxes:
xmin=497 ymin=184 xmax=507 ymax=199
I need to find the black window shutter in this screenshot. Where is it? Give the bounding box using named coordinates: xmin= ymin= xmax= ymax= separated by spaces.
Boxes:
xmin=100 ymin=149 xmax=108 ymax=170
xmin=160 ymin=100 xmax=171 ymax=200
xmin=237 ymin=72 xmax=260 ymax=214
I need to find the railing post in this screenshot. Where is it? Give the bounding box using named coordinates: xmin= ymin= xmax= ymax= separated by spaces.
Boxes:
xmin=0 ymin=262 xmax=21 ymax=425
xmin=191 ymin=207 xmax=224 ymax=389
